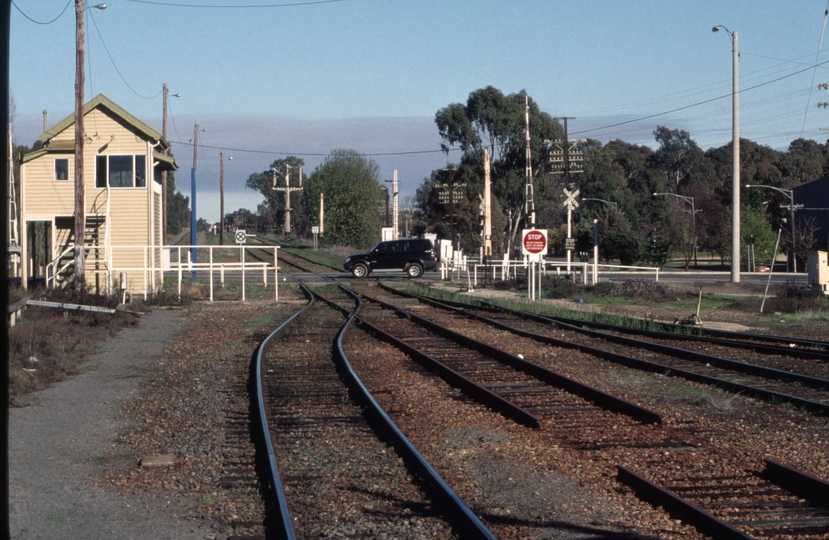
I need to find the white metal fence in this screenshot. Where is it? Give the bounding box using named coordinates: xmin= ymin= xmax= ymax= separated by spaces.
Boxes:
xmin=47 ymin=244 xmax=281 ymax=302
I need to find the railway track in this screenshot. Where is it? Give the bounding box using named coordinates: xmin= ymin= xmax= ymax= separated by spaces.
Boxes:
xmin=618 ymin=458 xmax=829 ymax=539
xmin=338 ymin=282 xmax=829 ymax=538
xmin=377 ymin=284 xmax=829 ymax=416
xmin=245 ymin=236 xmax=345 ymax=276
xmin=252 ymin=282 xmax=495 ymax=538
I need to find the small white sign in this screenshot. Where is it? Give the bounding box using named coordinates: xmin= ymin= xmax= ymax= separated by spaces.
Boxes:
xmin=235 ymin=230 xmax=247 ymax=244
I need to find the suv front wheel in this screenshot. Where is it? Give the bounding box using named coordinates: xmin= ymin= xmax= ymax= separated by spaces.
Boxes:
xmin=351 ymin=264 xmax=369 ymax=278
xmin=406 ymin=263 xmax=424 ymax=278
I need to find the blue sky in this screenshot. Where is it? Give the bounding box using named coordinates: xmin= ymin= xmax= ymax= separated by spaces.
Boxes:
xmin=10 ymin=0 xmax=829 ymax=222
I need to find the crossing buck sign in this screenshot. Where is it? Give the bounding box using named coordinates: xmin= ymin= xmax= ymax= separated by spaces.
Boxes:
xmin=562 ymin=188 xmax=580 ymax=211
xmin=522 ymin=229 xmax=548 ymax=256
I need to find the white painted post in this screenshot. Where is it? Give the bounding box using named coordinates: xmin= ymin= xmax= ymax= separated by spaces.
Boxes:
xmin=274 ymin=247 xmax=279 ymax=301
xmin=241 ymin=245 xmax=246 ymax=302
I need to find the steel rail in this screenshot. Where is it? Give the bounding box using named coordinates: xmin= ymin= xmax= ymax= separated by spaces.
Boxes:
xmin=354 ymin=314 xmax=542 ymax=428
xmin=617 ymin=465 xmax=755 ymax=540
xmin=377 ymin=284 xmax=829 ymax=416
xmin=309 ymin=283 xmax=498 ymax=540
xmin=381 ymin=283 xmax=829 ymax=356
xmin=252 ymin=284 xmax=317 ymax=540
xmin=247 ymin=236 xmax=345 ymax=272
xmin=449 ymin=294 xmax=829 ymax=390
xmin=476 ymin=299 xmax=829 ymax=353
xmin=359 ymin=292 xmax=663 ymax=425
xmin=762 ymin=458 xmax=829 ymax=509
xmin=619 ymin=460 xmax=829 ymax=539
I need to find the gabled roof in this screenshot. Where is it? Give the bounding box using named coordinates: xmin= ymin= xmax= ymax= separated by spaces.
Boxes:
xmin=40 ymin=94 xmax=167 ymax=149
xmin=24 ymin=93 xmax=177 ymax=171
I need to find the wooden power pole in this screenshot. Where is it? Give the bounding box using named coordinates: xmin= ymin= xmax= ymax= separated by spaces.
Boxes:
xmin=73 ymin=0 xmax=86 ymax=290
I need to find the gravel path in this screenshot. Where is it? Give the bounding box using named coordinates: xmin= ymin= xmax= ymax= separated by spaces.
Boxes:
xmin=8 ymin=308 xmax=216 ymax=540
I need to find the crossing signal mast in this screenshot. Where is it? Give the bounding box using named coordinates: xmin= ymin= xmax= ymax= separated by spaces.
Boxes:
xmin=524 ymin=95 xmax=535 ymax=228
xmin=549 ymin=117 xmax=584 ymax=184
xmin=550 ymin=117 xmax=584 ymax=275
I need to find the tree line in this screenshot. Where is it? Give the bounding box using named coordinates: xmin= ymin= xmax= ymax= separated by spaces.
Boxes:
xmin=246 ymin=86 xmax=828 ymax=269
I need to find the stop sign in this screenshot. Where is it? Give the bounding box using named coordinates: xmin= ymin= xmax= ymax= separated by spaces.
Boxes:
xmin=522 ymin=229 xmax=548 ymax=255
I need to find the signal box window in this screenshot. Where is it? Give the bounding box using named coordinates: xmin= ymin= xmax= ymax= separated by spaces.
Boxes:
xmin=55 ymin=158 xmax=69 ymax=181
xmin=95 ymin=154 xmax=147 ymax=188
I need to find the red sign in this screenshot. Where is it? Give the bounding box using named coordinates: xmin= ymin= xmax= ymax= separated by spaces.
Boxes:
xmin=522 ymin=229 xmax=548 ymax=255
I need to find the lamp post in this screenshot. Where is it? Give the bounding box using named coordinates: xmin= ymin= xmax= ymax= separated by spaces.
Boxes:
xmin=161 ymin=83 xmax=180 ymax=241
xmin=713 ymin=25 xmax=740 ymax=282
xmin=654 ymin=192 xmax=701 ymax=267
xmin=220 ymin=153 xmax=232 ymax=245
xmin=582 ymin=198 xmax=618 ymax=211
xmin=73 ymin=1 xmax=107 ymax=290
xmin=745 ymin=184 xmax=801 ymax=272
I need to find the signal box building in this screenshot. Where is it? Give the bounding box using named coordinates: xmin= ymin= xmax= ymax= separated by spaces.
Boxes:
xmin=19 ymin=94 xmax=178 ymax=294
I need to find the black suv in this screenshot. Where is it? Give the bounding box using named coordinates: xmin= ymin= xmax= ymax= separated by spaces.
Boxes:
xmin=344 ymin=238 xmax=437 ymax=278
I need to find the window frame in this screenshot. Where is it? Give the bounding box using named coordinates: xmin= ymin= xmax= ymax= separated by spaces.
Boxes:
xmin=95 ymin=154 xmax=148 ymax=189
xmin=54 ymin=158 xmax=69 ymax=181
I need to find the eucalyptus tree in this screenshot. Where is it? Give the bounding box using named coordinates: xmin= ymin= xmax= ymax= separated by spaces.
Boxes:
xmin=777 ymin=138 xmax=827 ymax=185
xmin=649 ymin=126 xmax=705 ymax=191
xmin=434 ymin=86 xmax=562 ymax=253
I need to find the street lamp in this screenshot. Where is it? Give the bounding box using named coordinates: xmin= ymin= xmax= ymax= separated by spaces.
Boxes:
xmin=161 ymin=83 xmax=180 ymax=241
xmin=73 ymin=1 xmax=107 ymax=290
xmin=220 ymin=154 xmax=232 ymax=244
xmin=713 ymin=24 xmax=740 ymax=282
xmin=654 ymin=192 xmax=701 ymax=267
xmin=745 ymin=184 xmax=801 ymax=272
xmin=582 ymin=198 xmax=618 ymax=210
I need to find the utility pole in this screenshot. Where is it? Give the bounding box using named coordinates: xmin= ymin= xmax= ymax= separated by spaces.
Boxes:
xmin=713 ymin=25 xmax=740 ymax=282
xmin=219 ymin=153 xmax=231 ymax=244
xmin=319 ymin=192 xmax=324 ymax=236
xmin=162 ymin=84 xmax=168 ymax=241
xmin=191 ymin=123 xmax=199 ymax=279
xmin=731 ymin=30 xmax=741 ymax=283
xmin=161 ymin=83 xmax=179 ymax=242
xmin=73 ymin=0 xmax=87 ymax=290
xmin=385 ymin=170 xmax=399 ymax=240
xmin=272 ymin=164 xmax=303 ymax=233
xmin=447 ymin=167 xmax=456 ymax=250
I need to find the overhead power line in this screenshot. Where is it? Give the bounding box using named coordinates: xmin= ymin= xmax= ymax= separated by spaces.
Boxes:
xmin=12 ymin=0 xmax=72 ymax=24
xmin=798 ymin=0 xmax=829 ymax=138
xmin=572 ymin=57 xmax=829 ymax=137
xmin=172 ymin=140 xmax=456 ymax=158
xmin=124 ymin=0 xmax=344 ymax=7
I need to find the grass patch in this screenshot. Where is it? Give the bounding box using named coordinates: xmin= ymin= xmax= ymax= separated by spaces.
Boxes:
xmin=7 ymin=287 xmax=138 ymax=404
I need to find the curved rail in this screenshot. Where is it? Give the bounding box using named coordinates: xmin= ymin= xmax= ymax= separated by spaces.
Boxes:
xmin=253 ymin=272 xmax=496 ymax=538
xmin=311 ymin=283 xmax=498 ymax=539
xmin=252 ymin=284 xmax=316 ymax=540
